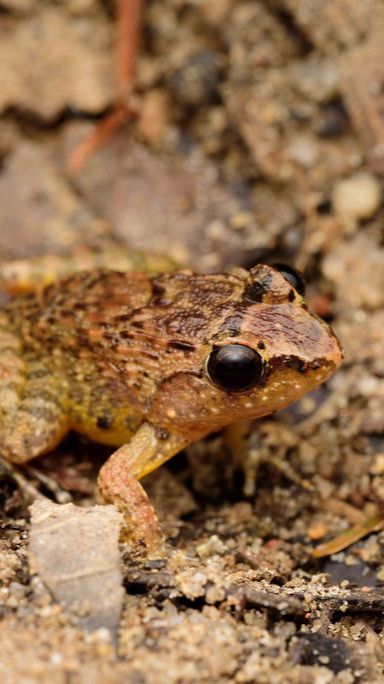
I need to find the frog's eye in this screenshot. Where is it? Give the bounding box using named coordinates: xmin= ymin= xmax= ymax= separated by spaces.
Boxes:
xmin=272 ymin=263 xmax=306 ymax=296
xmin=206 ymin=344 xmax=265 ymax=392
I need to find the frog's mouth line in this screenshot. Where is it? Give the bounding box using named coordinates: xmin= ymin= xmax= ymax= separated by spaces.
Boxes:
xmin=264 ymin=354 xmax=340 ymax=384
xmin=269 ymin=354 xmax=328 ymax=374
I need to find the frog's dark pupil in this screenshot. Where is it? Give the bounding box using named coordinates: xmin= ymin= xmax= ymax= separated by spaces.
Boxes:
xmin=206 ymin=344 xmax=265 ymax=392
xmin=272 ymin=263 xmax=306 ymax=296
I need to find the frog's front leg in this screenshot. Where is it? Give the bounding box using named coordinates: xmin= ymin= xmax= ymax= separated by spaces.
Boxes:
xmin=0 ymin=314 xmax=69 ymax=463
xmin=98 ymin=423 xmax=190 ymax=554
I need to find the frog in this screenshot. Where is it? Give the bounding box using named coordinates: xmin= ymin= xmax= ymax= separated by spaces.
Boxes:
xmin=0 ymin=247 xmax=342 ymax=553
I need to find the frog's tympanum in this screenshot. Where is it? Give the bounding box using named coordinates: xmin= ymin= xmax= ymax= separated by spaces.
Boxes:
xmin=0 ymin=252 xmax=342 ymax=552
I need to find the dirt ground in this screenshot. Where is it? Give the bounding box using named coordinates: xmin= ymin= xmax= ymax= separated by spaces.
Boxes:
xmin=2 ymin=1 xmax=384 ymax=682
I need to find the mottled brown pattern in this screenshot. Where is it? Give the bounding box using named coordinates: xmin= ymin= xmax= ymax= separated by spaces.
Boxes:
xmin=0 ymin=253 xmax=342 ymax=549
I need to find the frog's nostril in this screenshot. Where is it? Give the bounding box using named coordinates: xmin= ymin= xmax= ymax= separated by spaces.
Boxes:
xmin=302 ymin=319 xmax=342 ymax=376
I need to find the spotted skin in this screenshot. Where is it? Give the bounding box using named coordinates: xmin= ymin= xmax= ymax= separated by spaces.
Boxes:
xmin=0 ymin=251 xmax=342 ymax=553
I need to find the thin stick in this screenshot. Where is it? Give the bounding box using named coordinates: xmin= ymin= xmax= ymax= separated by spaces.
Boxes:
xmin=68 ymin=105 xmax=131 ymax=173
xmin=68 ymin=0 xmax=143 ymax=173
xmin=312 ymin=514 xmax=384 ymax=558
xmin=115 ymin=0 xmax=143 ymax=104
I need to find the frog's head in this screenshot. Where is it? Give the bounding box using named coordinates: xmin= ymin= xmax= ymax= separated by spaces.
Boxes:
xmin=151 ymin=264 xmax=342 ymax=435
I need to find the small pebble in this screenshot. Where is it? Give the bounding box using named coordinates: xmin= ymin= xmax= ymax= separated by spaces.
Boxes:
xmin=230 ymin=211 xmax=253 ymax=230
xmin=197 ymin=535 xmax=226 ymax=559
xmin=170 ymin=51 xmax=220 ymax=106
xmin=332 ymin=172 xmax=382 ymax=220
xmin=370 ymin=454 xmax=384 ymax=475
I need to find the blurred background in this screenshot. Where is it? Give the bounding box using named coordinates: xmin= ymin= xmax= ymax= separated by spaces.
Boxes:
xmin=2 ymin=1 xmax=384 ymax=681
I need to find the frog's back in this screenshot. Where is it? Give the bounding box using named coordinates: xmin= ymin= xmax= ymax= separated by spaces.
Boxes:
xmin=4 ymin=268 xmax=245 ymax=444
xmin=5 ymin=270 xmax=154 ymax=347
xmin=5 ymin=268 xmax=243 ymax=361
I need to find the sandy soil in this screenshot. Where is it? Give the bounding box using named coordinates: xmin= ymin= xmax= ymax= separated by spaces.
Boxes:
xmin=2 ymin=1 xmax=384 ymax=682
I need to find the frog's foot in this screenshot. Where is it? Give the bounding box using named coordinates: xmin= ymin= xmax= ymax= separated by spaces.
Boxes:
xmin=98 ymin=422 xmax=189 ymax=556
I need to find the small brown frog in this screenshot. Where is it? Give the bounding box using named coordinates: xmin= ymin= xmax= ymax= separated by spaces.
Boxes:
xmin=0 ymin=249 xmax=342 ymax=552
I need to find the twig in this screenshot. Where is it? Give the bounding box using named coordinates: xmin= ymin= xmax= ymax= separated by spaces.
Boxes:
xmin=68 ymin=0 xmax=143 ymax=173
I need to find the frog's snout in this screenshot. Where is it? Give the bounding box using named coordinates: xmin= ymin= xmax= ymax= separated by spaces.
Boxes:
xmin=301 ymin=307 xmax=342 ymax=370
xmin=323 ymin=325 xmax=343 ymax=373
xmin=298 ymin=301 xmax=344 ymax=372
xmin=303 ymin=316 xmax=343 ymax=383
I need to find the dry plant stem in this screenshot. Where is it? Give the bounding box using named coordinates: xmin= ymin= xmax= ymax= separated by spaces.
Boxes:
xmin=24 ymin=465 xmax=72 ymax=504
xmin=68 ymin=0 xmax=143 ymax=173
xmin=312 ymin=514 xmax=384 ymax=558
xmin=115 ymin=0 xmax=143 ymax=103
xmin=311 ymin=485 xmax=380 ymax=557
xmin=323 ymin=497 xmax=366 ymax=525
xmin=1 ymin=456 xmax=70 ymax=505
xmin=68 ymin=105 xmax=133 ymax=173
xmin=0 ymin=456 xmax=46 ymax=503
